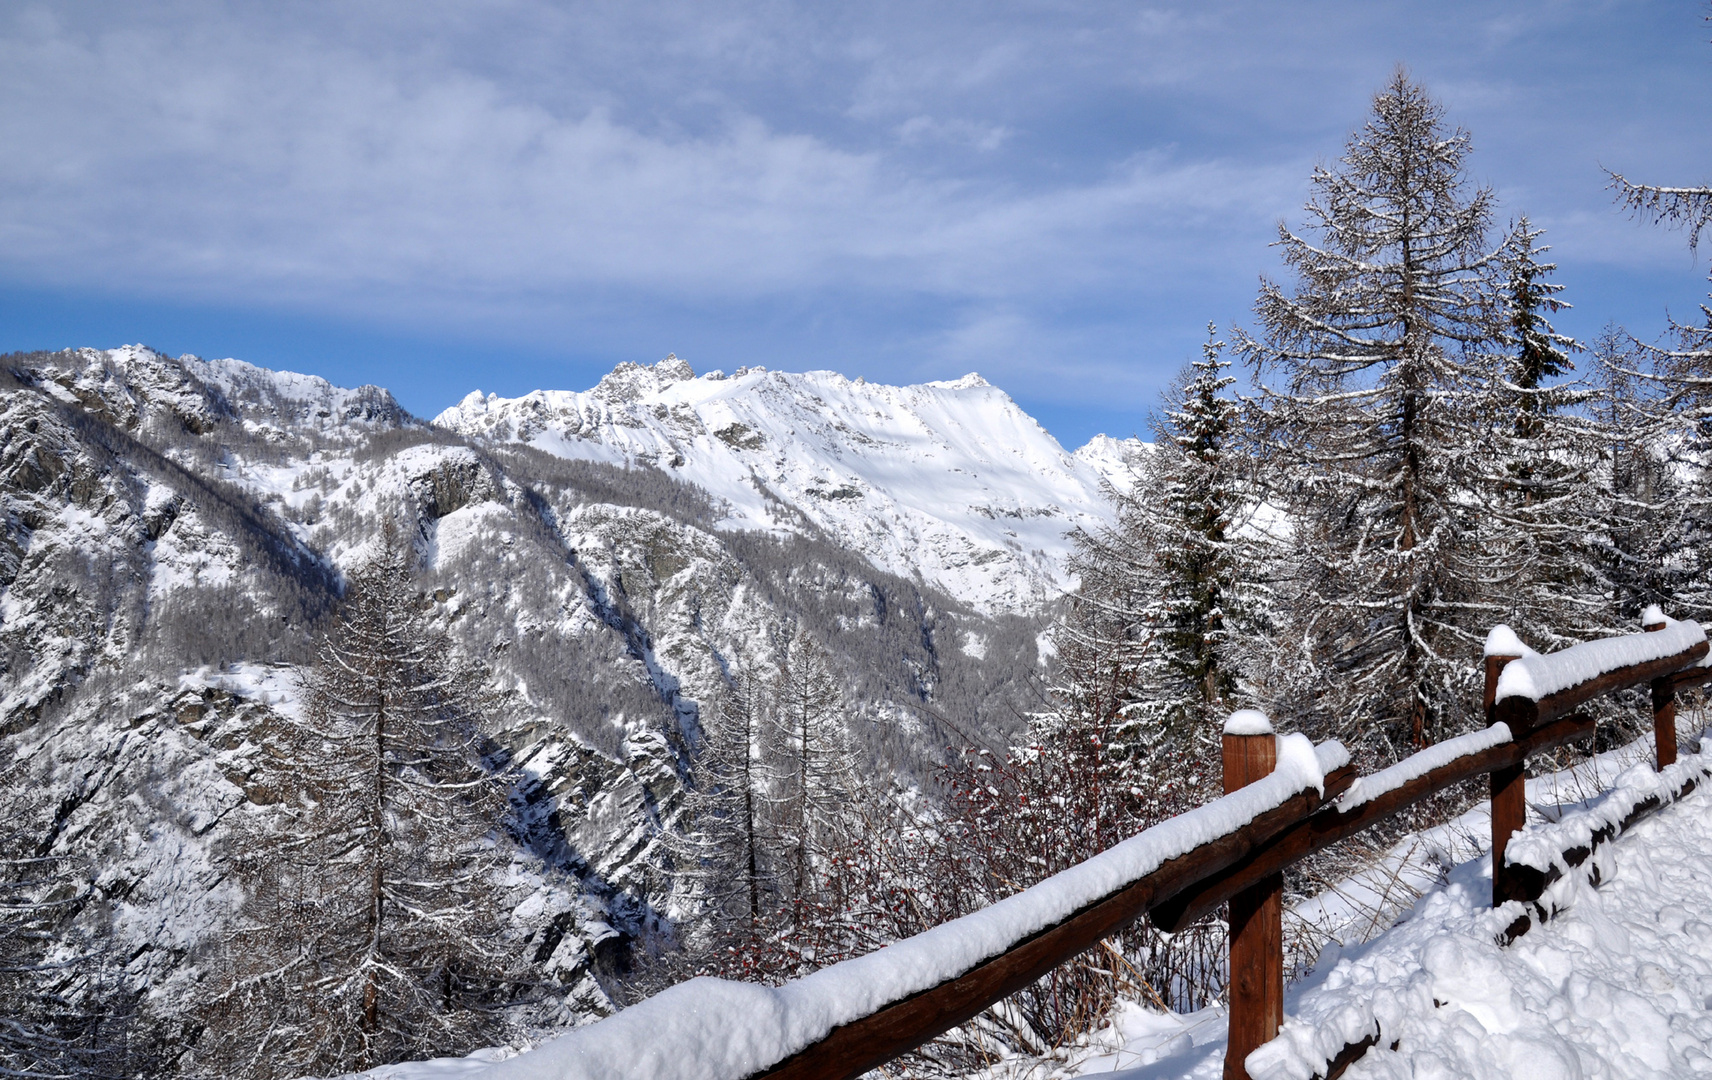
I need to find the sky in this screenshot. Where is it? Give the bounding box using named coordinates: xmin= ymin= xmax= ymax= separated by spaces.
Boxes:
xmin=1 ymin=1 xmax=1708 ymax=449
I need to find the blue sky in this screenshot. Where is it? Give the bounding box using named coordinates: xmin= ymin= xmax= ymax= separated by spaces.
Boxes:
xmin=2 ymin=1 xmax=1708 ymax=448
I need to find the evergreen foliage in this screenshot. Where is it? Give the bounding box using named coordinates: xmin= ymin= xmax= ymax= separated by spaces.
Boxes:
xmin=1236 ymin=71 xmax=1517 ymax=758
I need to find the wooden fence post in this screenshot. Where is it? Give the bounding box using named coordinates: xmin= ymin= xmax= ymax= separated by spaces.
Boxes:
xmin=1221 ymin=711 xmax=1281 ymax=1080
xmin=1486 ymin=643 xmax=1524 ymax=909
xmin=1643 ymin=614 xmax=1677 ymax=770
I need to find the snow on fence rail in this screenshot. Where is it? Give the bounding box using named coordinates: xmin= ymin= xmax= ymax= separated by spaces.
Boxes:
xmin=488 ymin=617 xmax=1710 ymax=1080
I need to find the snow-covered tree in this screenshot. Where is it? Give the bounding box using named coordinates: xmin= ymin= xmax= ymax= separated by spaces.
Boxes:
xmin=1501 ymin=218 xmax=1579 ymax=435
xmin=1463 ymin=222 xmax=1625 ymax=650
xmin=0 ymin=750 xmax=142 ymax=1080
xmin=1064 ymin=326 xmax=1249 ymax=811
xmin=768 ymin=631 xmax=857 ymax=917
xmin=1132 ymin=326 xmax=1249 ymax=743
xmin=1236 ymin=71 xmax=1516 ymax=757
xmin=669 ymin=668 xmax=777 ymax=950
xmin=196 ymin=527 xmax=518 ymax=1079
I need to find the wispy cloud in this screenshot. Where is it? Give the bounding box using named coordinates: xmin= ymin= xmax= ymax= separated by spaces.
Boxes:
xmin=0 ymin=1 xmax=1706 ymax=442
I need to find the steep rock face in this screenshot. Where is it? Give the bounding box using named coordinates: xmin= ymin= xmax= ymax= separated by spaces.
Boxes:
xmin=1 ymin=346 xmax=1068 ymax=1042
xmin=436 ymin=358 xmax=1141 ymax=614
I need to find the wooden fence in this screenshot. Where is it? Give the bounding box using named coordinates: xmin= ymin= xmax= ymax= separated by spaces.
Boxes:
xmin=735 ymin=616 xmax=1712 ymax=1080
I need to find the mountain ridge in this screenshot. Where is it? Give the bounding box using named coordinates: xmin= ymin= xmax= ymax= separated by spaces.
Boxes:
xmin=434 ymin=355 xmax=1142 ymax=614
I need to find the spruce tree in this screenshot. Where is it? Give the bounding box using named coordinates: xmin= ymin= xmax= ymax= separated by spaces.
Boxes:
xmin=1065 ymin=325 xmax=1247 ymax=811
xmin=196 ymin=527 xmax=518 ymax=1079
xmin=1236 ymin=71 xmax=1515 ymax=757
xmin=1503 ymin=218 xmax=1578 ymax=436
xmin=1465 ymin=222 xmax=1623 ymax=650
xmin=1139 ymin=325 xmax=1246 ymax=738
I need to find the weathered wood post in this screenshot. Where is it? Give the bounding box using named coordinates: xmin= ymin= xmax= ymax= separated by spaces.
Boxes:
xmin=1485 ymin=627 xmax=1525 ymax=909
xmin=1221 ymin=710 xmax=1282 ymax=1080
xmin=1643 ymin=607 xmax=1677 ymax=770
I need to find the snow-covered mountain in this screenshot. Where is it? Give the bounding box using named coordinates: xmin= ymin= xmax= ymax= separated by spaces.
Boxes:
xmin=1 ymin=344 xmax=1139 ymax=1053
xmin=436 ymin=356 xmax=1139 ymax=614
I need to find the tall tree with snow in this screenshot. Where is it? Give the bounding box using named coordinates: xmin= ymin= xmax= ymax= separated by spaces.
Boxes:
xmin=195 ymin=527 xmax=518 ymax=1079
xmin=1236 ymin=71 xmax=1515 ymax=757
xmin=1065 ymin=325 xmax=1248 ymax=808
xmin=768 ymin=632 xmax=857 ymax=919
xmin=1465 ymin=222 xmax=1627 ymax=651
xmin=1137 ymin=325 xmax=1249 ymax=740
xmin=0 ymin=750 xmax=143 ymax=1080
xmin=1603 ymin=124 xmax=1712 ymax=624
xmin=668 ymin=668 xmax=778 ymax=957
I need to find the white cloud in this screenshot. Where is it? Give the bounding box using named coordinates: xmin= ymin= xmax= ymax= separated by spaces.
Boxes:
xmin=0 ymin=0 xmax=1705 ymax=418
xmin=0 ymin=3 xmax=1291 ymax=326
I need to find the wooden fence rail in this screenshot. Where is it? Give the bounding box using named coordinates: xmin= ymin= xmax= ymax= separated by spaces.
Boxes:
xmin=516 ymin=617 xmax=1712 ymax=1080
xmin=733 ymin=619 xmax=1712 ymax=1080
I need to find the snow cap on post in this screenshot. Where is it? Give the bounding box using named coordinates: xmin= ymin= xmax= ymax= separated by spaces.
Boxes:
xmin=1483 ymin=624 xmax=1533 ymax=658
xmin=1224 ymin=709 xmax=1274 ymax=736
xmin=1642 ymin=604 xmax=1668 ymax=629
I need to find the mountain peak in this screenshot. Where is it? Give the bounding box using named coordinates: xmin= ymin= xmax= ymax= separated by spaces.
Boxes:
xmin=591 ymin=354 xmax=696 ymax=404
xmin=434 ymin=361 xmax=1131 ymax=613
xmin=927 ymin=372 xmax=990 ymax=390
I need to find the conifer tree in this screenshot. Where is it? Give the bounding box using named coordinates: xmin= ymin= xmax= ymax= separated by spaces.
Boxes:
xmin=1465 ymin=222 xmax=1623 ymax=650
xmin=767 ymin=632 xmax=856 ymax=918
xmin=1065 ymin=325 xmax=1247 ymax=810
xmin=1138 ymin=325 xmax=1247 ymax=738
xmin=1503 ymin=218 xmax=1579 ymax=437
xmin=670 ymin=669 xmax=775 ymax=946
xmin=1236 ymin=71 xmax=1516 ymax=757
xmin=196 ymin=527 xmax=518 ymax=1079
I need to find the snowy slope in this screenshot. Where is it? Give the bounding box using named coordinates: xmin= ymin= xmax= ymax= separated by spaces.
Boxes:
xmin=1029 ymin=732 xmax=1712 ymax=1080
xmin=435 ymin=357 xmax=1142 ymax=613
xmin=3 ymin=345 xmax=1069 ymax=1050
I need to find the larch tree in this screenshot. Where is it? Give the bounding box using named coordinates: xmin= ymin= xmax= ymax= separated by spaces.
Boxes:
xmin=196 ymin=527 xmax=519 ymax=1079
xmin=1605 ymin=123 xmax=1712 ymax=623
xmin=767 ymin=631 xmax=856 ymax=921
xmin=667 ymin=667 xmax=778 ymax=969
xmin=1236 ymin=70 xmax=1516 ymax=758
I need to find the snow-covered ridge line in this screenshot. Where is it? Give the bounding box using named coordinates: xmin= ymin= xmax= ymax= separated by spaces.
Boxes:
xmin=433 ymin=356 xmax=1145 ymax=614
xmin=1493 ymin=619 xmax=1706 ymax=703
xmin=476 ymin=737 xmax=1348 ymax=1080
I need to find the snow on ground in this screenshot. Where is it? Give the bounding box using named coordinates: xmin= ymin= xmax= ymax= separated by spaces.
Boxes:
xmin=1033 ymin=729 xmax=1712 ymax=1080
xmin=331 ymin=725 xmax=1712 ymax=1080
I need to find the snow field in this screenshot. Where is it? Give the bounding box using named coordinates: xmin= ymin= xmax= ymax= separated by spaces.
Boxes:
xmin=1251 ymin=737 xmax=1712 ymax=1080
xmin=1039 ymin=731 xmax=1712 ymax=1080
